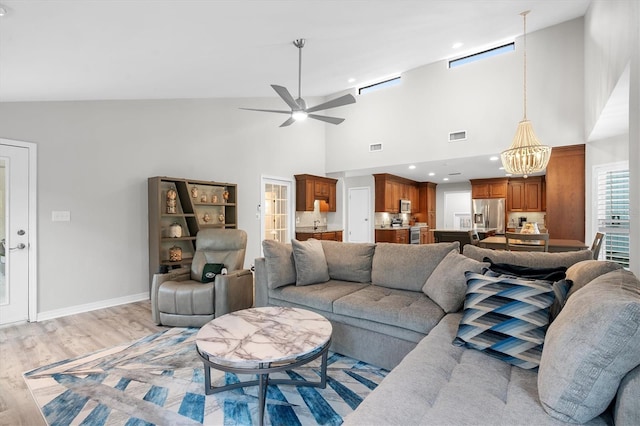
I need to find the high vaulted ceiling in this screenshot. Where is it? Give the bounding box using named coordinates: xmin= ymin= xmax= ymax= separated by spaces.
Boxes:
xmin=0 ymin=0 xmax=591 ymax=102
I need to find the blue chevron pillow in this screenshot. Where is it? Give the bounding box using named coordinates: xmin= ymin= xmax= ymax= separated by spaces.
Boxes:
xmin=453 ymin=271 xmax=556 ymax=369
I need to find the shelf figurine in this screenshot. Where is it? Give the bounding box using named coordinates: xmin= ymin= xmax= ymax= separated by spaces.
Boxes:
xmin=191 ymin=186 xmax=198 ymax=198
xmin=203 ymin=213 xmax=211 ymax=223
xmin=166 ymin=187 xmax=177 ymax=214
xmin=200 ymin=194 xmax=207 ymax=202
xmin=212 ymin=194 xmax=218 ymax=203
xmin=223 ymin=190 xmax=229 ymax=202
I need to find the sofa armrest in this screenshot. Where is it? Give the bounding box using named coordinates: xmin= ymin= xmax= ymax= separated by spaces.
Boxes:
xmin=254 ymin=257 xmax=268 ymax=307
xmin=214 ymin=269 xmax=254 ymax=316
xmin=150 ymin=267 xmax=191 ymax=324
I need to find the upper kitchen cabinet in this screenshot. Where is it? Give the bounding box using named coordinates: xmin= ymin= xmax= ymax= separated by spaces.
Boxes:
xmin=294 ymin=174 xmax=337 ymax=212
xmin=470 ymin=178 xmax=509 ymax=199
xmin=373 ymin=173 xmax=419 ymax=213
xmin=545 ymin=145 xmax=585 ymax=241
xmin=507 ymin=177 xmax=544 ymax=212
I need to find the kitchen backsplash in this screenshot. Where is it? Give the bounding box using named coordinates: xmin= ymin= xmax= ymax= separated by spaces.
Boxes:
xmin=507 ymin=212 xmax=546 ymax=230
xmin=375 ymin=212 xmax=411 ymax=227
xmin=296 ymin=200 xmax=327 ymax=227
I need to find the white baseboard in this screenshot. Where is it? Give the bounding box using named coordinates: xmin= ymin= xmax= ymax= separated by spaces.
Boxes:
xmin=36 ymin=292 xmax=149 ymax=322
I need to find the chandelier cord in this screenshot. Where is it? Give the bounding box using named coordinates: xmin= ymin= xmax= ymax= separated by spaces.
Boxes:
xmin=522 ymin=11 xmax=528 ymax=120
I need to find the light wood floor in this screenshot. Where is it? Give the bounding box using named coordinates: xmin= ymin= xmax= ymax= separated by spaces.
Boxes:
xmin=0 ymin=300 xmax=166 ymax=426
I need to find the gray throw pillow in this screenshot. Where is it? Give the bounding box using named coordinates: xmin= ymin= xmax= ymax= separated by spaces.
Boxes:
xmin=565 ymin=259 xmax=623 ymax=298
xmin=262 ymin=239 xmax=296 ymax=289
xmin=538 ymin=269 xmax=640 ymax=423
xmin=321 ymin=240 xmax=375 ymax=283
xmin=422 ymin=251 xmax=488 ymax=313
xmin=291 ymin=238 xmax=330 ymax=286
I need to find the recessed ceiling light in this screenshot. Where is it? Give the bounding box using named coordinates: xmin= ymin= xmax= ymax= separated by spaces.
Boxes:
xmin=452 ymin=42 xmax=463 ymax=49
xmin=443 ymin=177 xmax=449 ymax=181
xmin=348 ymin=78 xmax=356 ymax=83
xmin=499 ymin=166 xmax=505 ymax=170
xmin=489 ymin=156 xmax=499 ymax=161
xmin=0 ymin=6 xmax=7 ymax=16
xmin=428 ymin=172 xmax=435 ymax=176
xmin=409 ymin=165 xmax=416 ymax=170
xmin=505 ymin=173 xmax=513 ymax=177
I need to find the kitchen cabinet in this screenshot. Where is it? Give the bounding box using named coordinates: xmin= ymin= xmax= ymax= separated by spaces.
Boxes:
xmin=507 ymin=177 xmax=544 ymax=212
xmin=419 ymin=227 xmax=434 ymax=244
xmin=470 ymin=178 xmax=509 ymax=199
xmin=374 ymin=173 xmax=419 ymax=213
xmin=294 ymin=174 xmax=337 ymax=212
xmin=375 ymin=228 xmax=410 ymax=244
xmin=545 ymin=144 xmax=585 ymax=241
xmin=296 ymin=230 xmax=343 ymax=242
xmin=416 ymin=182 xmax=437 ymax=232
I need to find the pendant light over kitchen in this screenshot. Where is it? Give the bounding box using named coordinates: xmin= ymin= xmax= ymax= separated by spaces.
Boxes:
xmin=500 ymin=11 xmax=551 ymax=178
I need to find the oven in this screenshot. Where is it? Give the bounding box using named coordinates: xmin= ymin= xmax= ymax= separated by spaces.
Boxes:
xmin=410 ymin=226 xmax=421 ymax=244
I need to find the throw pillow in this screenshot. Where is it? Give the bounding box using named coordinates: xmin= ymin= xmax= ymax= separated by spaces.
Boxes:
xmin=454 ymin=271 xmax=555 ymax=369
xmin=565 ymin=259 xmax=623 ymax=298
xmin=462 ymin=244 xmax=593 ymax=268
xmin=291 ymin=238 xmax=330 ymax=286
xmin=422 ymin=251 xmax=488 ymax=313
xmin=320 ymin=240 xmax=375 ymax=283
xmin=262 ymin=239 xmax=296 ymax=289
xmin=538 ymin=269 xmax=640 ymax=424
xmin=201 ymin=263 xmax=225 ymax=283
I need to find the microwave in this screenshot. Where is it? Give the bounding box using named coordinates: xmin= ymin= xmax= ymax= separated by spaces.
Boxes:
xmin=399 ymin=199 xmax=411 ymax=213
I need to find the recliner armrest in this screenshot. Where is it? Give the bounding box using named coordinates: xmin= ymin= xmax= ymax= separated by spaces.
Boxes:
xmin=150 ymin=267 xmax=191 ymax=324
xmin=214 ymin=269 xmax=254 ymax=316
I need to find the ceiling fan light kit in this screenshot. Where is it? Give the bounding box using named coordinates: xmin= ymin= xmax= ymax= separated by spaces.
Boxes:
xmin=241 ymin=38 xmax=356 ymax=127
xmin=500 ymin=11 xmax=552 ymax=178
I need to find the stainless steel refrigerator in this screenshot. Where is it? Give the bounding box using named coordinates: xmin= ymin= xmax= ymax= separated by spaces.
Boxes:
xmin=472 ymin=198 xmax=505 ymax=234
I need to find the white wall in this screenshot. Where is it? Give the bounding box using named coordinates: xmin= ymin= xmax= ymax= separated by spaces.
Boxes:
xmin=0 ymin=98 xmax=325 ymax=313
xmin=325 ymin=18 xmax=585 ymax=174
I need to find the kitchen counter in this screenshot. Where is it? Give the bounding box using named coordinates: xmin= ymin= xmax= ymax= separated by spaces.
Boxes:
xmin=296 ymin=228 xmax=344 ymax=242
xmin=295 ymin=226 xmax=343 ymax=233
xmin=479 ymin=236 xmax=587 ymax=253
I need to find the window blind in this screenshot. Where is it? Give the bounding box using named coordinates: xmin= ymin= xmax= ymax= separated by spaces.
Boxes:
xmin=596 ymin=167 xmax=630 ymax=268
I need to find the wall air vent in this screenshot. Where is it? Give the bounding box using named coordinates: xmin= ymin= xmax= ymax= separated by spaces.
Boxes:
xmin=449 ymin=131 xmax=467 ymax=142
xmin=448 ymin=172 xmax=462 ymax=176
xmin=369 ymin=143 xmax=383 ymax=152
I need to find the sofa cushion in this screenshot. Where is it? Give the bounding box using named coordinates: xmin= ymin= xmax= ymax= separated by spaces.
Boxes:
xmin=538 ymin=269 xmax=640 ymax=423
xmin=262 ymin=239 xmax=296 ymax=289
xmin=291 ymin=238 xmax=330 ymax=285
xmin=422 ymin=251 xmax=488 ymax=313
xmin=334 ymin=285 xmax=445 ymax=334
xmin=454 ymin=271 xmax=555 ymax=369
xmin=565 ymin=259 xmax=623 ymax=298
xmin=372 ymin=242 xmax=459 ymax=292
xmin=462 ymin=244 xmax=593 ymax=269
xmin=320 ymin=240 xmax=375 ymax=283
xmin=269 ymin=280 xmax=368 ymax=312
xmin=614 ymin=364 xmax=640 ymax=426
xmin=344 ymin=313 xmax=610 ymax=426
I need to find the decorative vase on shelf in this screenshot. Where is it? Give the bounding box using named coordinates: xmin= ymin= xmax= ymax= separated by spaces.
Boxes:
xmin=168 ymin=222 xmax=183 ymax=238
xmin=200 ymin=194 xmax=207 ymax=203
xmin=203 ymin=213 xmax=211 ymax=223
xmin=212 ymin=195 xmax=218 ymax=203
xmin=223 ymin=190 xmax=229 ymax=202
xmin=191 ymin=186 xmax=198 ymax=198
xmin=520 ymin=222 xmax=540 ymax=234
xmin=169 ymin=245 xmax=182 ymax=262
xmin=166 ymin=188 xmax=177 ymax=214
xmin=218 ymin=214 xmax=225 ymax=223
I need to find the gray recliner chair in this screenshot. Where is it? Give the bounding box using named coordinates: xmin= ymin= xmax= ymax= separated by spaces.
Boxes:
xmin=151 ymin=228 xmax=253 ymax=327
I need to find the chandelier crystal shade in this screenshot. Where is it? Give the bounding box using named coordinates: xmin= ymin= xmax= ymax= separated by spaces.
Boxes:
xmin=501 ymin=11 xmax=551 ymax=178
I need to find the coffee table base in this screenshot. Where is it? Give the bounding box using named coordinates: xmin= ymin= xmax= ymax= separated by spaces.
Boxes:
xmin=196 ymin=339 xmax=331 ymax=426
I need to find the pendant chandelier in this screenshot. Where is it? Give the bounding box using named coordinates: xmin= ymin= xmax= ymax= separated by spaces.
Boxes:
xmin=500 ymin=10 xmax=551 ymax=178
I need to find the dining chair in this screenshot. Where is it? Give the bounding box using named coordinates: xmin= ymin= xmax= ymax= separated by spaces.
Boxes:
xmin=590 ymin=232 xmax=606 ymax=260
xmin=468 ymin=230 xmax=480 ymax=246
xmin=505 ymin=231 xmax=549 ymax=252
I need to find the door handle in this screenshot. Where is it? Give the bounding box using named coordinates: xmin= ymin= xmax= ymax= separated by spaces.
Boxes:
xmin=9 ymin=243 xmax=26 ymax=251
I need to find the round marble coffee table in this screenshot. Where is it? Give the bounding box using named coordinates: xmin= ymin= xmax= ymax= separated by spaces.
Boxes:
xmin=195 ymin=306 xmax=332 ymax=426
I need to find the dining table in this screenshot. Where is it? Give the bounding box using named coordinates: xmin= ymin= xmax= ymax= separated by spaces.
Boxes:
xmin=478 ymin=236 xmax=588 ymax=253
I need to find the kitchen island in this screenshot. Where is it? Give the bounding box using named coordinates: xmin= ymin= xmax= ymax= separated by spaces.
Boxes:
xmin=479 ymin=236 xmax=588 ymax=253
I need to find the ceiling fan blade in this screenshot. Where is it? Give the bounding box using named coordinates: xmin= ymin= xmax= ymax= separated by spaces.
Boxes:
xmin=280 ymin=117 xmax=296 ymax=127
xmin=239 ymin=107 xmax=291 ymax=115
xmin=306 ymin=93 xmax=356 ymax=113
xmin=271 ymin=85 xmax=300 ymax=110
xmin=308 ymin=114 xmax=345 ymax=125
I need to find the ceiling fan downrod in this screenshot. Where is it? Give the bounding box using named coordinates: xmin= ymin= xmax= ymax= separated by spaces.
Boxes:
xmin=293 ymin=39 xmax=305 ymax=102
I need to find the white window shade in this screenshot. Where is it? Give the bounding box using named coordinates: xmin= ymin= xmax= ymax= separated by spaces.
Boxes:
xmin=595 ymin=165 xmax=629 ymax=268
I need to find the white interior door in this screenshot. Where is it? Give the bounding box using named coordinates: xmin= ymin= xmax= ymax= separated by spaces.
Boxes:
xmin=261 ymin=176 xmax=293 ymax=251
xmin=348 ymin=187 xmax=371 ymax=242
xmin=0 ymin=143 xmax=31 ymax=325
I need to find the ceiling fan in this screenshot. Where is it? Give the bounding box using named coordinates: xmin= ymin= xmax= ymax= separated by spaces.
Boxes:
xmin=241 ymin=39 xmax=356 ymax=127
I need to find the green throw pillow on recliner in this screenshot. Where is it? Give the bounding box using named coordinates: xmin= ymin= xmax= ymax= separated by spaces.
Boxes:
xmin=201 ymin=263 xmax=225 ymax=283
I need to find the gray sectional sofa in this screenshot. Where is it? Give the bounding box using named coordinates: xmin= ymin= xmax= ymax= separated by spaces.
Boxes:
xmin=253 ymin=240 xmax=640 ymax=425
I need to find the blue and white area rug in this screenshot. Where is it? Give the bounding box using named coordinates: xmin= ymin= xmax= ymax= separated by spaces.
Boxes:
xmin=23 ymin=327 xmax=388 ymax=425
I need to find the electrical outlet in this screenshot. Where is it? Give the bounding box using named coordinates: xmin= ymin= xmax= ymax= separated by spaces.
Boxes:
xmin=296 ymin=217 xmax=300 ymax=224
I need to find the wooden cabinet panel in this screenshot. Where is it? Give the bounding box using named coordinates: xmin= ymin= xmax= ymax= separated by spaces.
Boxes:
xmin=294 ymin=174 xmax=338 ymax=212
xmin=508 ymin=177 xmax=543 ymax=212
xmin=374 ymin=173 xmax=421 ymax=214
xmin=545 ymin=145 xmax=585 ymax=241
xmin=375 ymin=228 xmax=409 ymax=244
xmin=296 ymin=231 xmax=343 ymax=242
xmin=471 ymin=178 xmax=509 ymax=199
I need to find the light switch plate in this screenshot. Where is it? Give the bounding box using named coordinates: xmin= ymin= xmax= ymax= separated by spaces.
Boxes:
xmin=52 ymin=211 xmax=71 ymax=222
